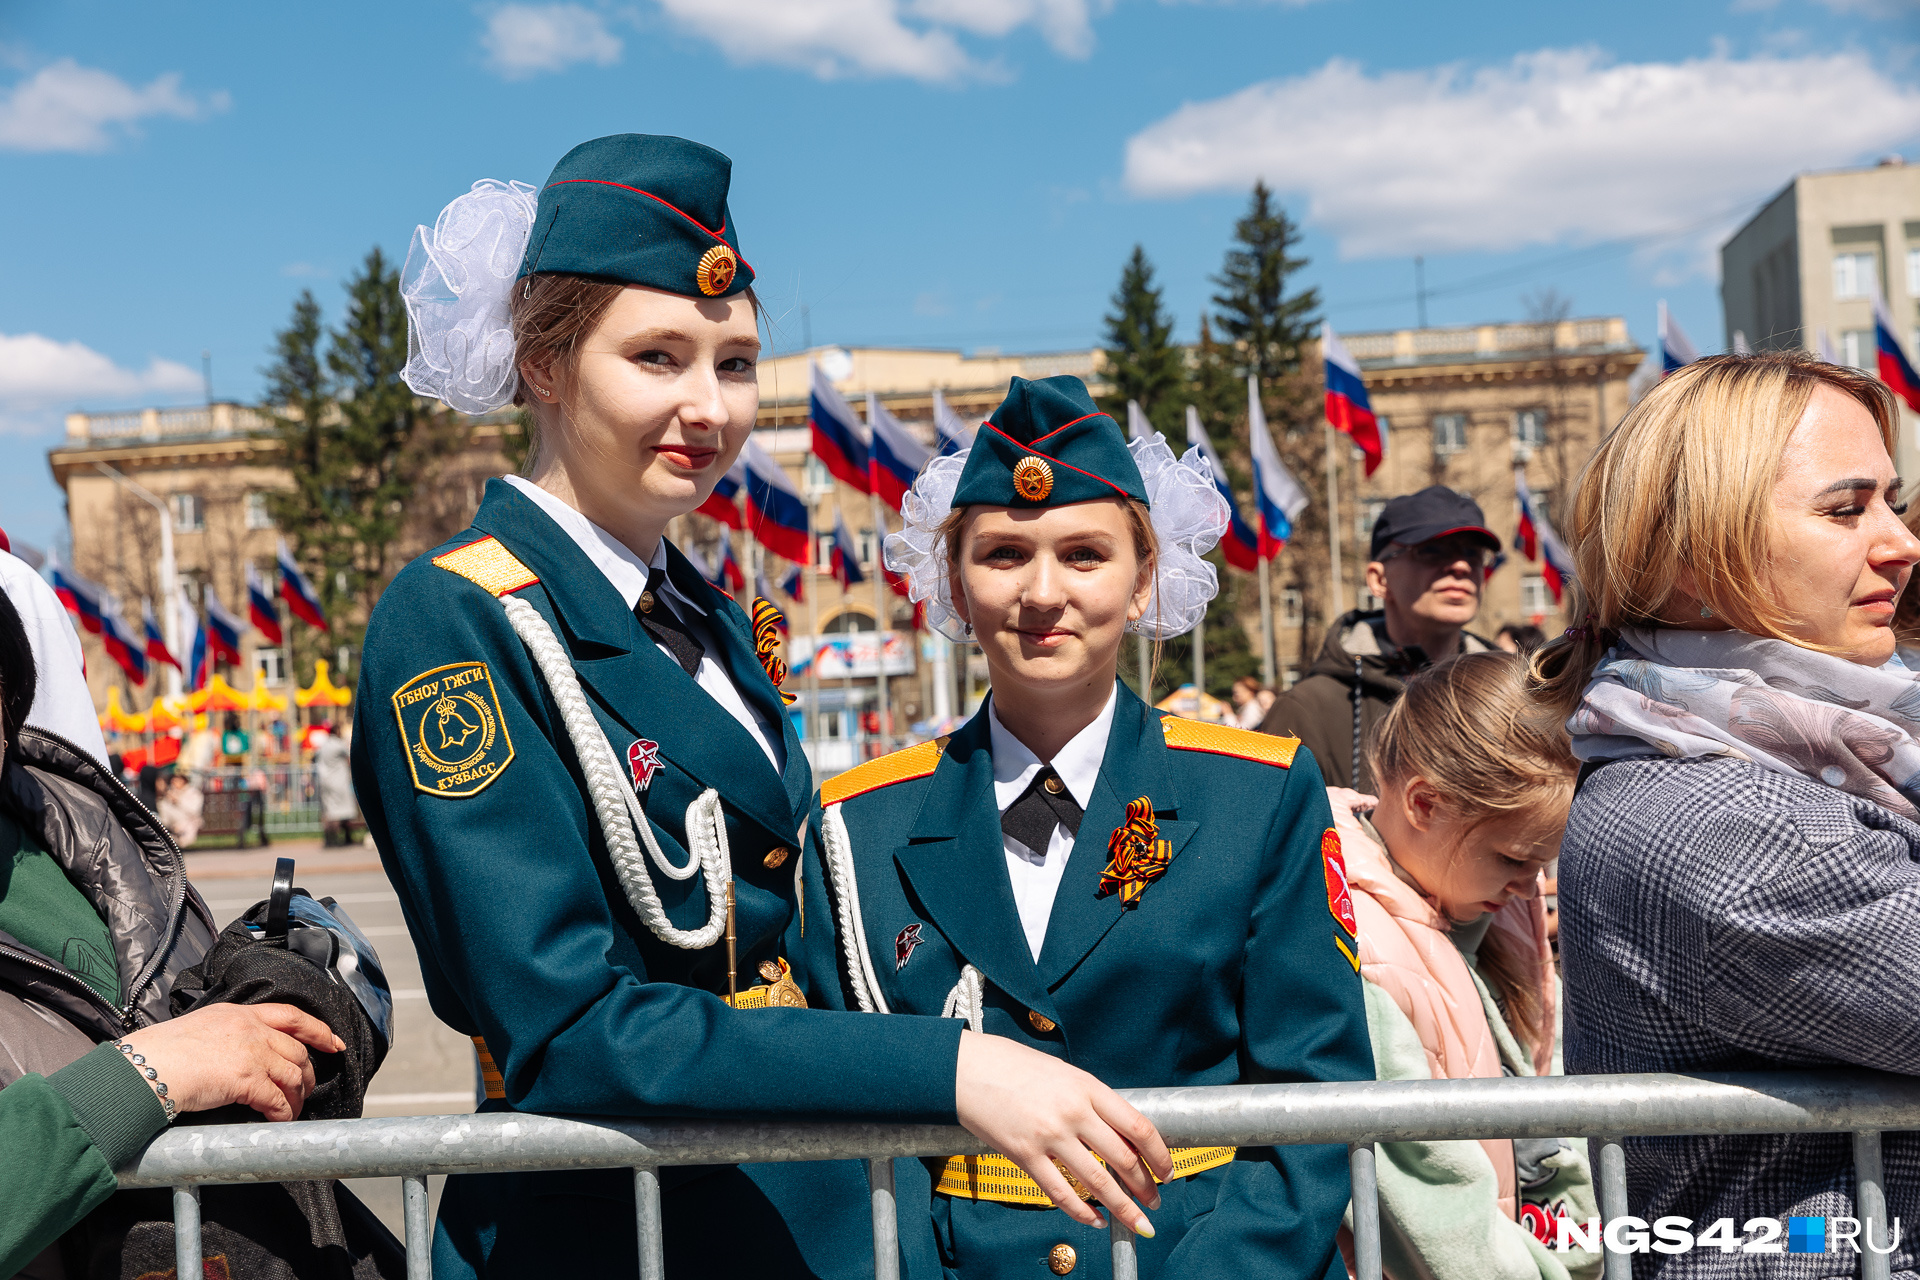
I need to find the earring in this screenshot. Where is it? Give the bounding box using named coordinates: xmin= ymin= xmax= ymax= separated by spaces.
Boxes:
xmin=1700 ymin=602 xmax=1713 ymax=619
xmin=536 ymin=386 xmax=552 ymax=399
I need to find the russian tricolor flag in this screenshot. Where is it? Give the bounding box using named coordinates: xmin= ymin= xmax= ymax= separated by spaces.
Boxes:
xmin=142 ymin=598 xmax=181 ymax=672
xmin=1514 ymin=468 xmax=1574 ymax=606
xmin=50 ymin=559 xmax=107 ymax=635
xmin=203 ymin=584 xmax=245 ymax=666
xmin=933 ymin=389 xmax=972 ymax=457
xmin=743 ymin=436 xmax=811 ymax=565
xmin=1127 ymin=400 xmax=1153 ymax=442
xmin=1248 ymin=377 xmax=1310 ymax=560
xmin=277 ymin=538 xmax=329 ymax=631
xmin=246 ymin=562 xmax=284 ymax=645
xmin=100 ymin=599 xmax=148 ymax=686
xmin=697 ymin=456 xmax=746 ymax=529
xmin=867 ymin=393 xmax=931 ymax=511
xmin=779 ymin=562 xmax=805 ymax=604
xmin=180 ymin=596 xmax=210 ymax=692
xmin=1874 ymin=289 xmax=1920 ymax=413
xmin=1658 ymin=300 xmax=1700 ymax=375
xmin=720 ymin=537 xmax=745 ymax=593
xmin=810 ymin=362 xmax=870 ymax=493
xmin=829 ymin=513 xmax=866 ymax=588
xmin=1185 ymin=406 xmax=1258 ymax=572
xmin=1323 ymin=324 xmax=1382 ymax=477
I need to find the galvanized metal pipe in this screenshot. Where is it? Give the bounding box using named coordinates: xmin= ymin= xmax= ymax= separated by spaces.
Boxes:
xmin=635 ymin=1166 xmax=663 ymax=1280
xmin=119 ymin=1070 xmax=1920 ymax=1189
xmin=1110 ymin=1215 xmax=1138 ymax=1280
xmin=403 ymin=1173 xmax=432 ymax=1280
xmin=1348 ymin=1142 xmax=1381 ymax=1280
xmin=1593 ymin=1136 xmax=1629 ymax=1280
xmin=172 ymin=1184 xmax=201 ymax=1278
xmin=1855 ymin=1129 xmax=1891 ymax=1280
xmin=868 ymin=1157 xmax=899 ymax=1280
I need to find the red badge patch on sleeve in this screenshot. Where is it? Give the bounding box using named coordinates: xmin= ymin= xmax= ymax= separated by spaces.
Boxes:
xmin=1323 ymin=828 xmax=1358 ymax=938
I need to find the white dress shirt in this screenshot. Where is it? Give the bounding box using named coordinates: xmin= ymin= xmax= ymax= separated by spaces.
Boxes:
xmin=988 ymin=688 xmax=1117 ymax=962
xmin=503 ymin=476 xmax=786 ymax=773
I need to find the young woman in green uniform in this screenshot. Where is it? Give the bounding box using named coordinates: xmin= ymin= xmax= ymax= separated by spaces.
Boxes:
xmin=805 ymin=376 xmax=1374 ymax=1279
xmin=353 ymin=136 xmax=1170 ymax=1279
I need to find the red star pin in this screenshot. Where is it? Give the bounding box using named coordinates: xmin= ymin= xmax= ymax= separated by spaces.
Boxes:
xmin=627 ymin=738 xmax=662 ymax=793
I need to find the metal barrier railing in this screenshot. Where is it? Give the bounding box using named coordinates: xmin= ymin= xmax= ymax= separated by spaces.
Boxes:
xmin=120 ymin=1069 xmax=1920 ymax=1280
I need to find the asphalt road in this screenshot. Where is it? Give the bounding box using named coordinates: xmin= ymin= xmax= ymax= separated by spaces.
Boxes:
xmin=189 ymin=840 xmax=474 ymax=1243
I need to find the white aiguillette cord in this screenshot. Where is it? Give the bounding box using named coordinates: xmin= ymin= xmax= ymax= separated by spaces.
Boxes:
xmin=500 ymin=594 xmax=730 ymax=949
xmin=822 ymin=801 xmax=982 ymax=1032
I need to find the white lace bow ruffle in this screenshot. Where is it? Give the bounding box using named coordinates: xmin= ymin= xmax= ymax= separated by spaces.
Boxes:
xmin=400 ymin=179 xmax=537 ymax=414
xmin=882 ymin=433 xmax=1229 ymax=643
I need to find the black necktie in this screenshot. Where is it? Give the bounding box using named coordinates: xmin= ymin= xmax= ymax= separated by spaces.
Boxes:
xmin=1001 ymin=768 xmax=1083 ymax=856
xmin=636 ymin=567 xmax=705 ymax=677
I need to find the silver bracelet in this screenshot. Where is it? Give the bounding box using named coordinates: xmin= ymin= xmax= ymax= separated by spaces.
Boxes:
xmin=113 ymin=1040 xmax=178 ymax=1123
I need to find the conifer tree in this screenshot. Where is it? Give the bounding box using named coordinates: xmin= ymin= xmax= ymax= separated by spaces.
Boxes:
xmin=262 ymin=251 xmax=466 ymax=675
xmin=1100 ymin=245 xmax=1186 ymax=435
xmin=1211 ymin=182 xmax=1319 ymax=381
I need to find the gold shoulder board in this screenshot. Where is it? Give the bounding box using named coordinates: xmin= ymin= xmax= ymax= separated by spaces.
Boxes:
xmin=433 ymin=537 xmax=539 ymax=597
xmin=822 ymin=736 xmax=948 ymax=806
xmin=1160 ymin=717 xmax=1298 ymax=769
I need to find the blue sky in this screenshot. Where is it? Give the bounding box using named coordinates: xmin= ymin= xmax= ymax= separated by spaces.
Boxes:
xmin=2 ymin=0 xmax=1917 ymax=552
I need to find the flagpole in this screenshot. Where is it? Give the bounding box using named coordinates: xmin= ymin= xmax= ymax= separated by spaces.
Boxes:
xmin=1258 ymin=559 xmax=1275 ymax=689
xmin=1192 ymin=613 xmax=1205 ymax=717
xmin=1324 ymin=424 xmax=1344 ymax=618
xmin=807 ymin=496 xmax=821 ymax=766
xmin=868 ymin=492 xmax=891 ymax=751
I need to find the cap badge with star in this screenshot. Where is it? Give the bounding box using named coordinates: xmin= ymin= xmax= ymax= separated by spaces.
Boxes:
xmin=953 ymin=376 xmax=1149 ymax=510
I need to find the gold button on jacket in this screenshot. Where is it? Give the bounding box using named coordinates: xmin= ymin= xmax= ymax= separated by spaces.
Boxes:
xmin=764 ymin=846 xmax=792 ymax=869
xmin=1027 ymin=1010 xmax=1057 ymax=1033
xmin=1047 ymin=1243 xmax=1076 ymax=1274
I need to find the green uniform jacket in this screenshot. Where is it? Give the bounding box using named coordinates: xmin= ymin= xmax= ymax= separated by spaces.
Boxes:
xmin=0 ymin=1044 xmax=168 ymax=1278
xmin=802 ymin=685 xmax=1373 ymax=1280
xmin=352 ymin=480 xmax=964 ymax=1279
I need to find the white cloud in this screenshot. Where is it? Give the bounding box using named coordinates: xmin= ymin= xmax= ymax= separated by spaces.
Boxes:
xmin=0 ymin=334 xmax=200 ymax=413
xmin=651 ymin=0 xmax=1104 ymax=81
xmin=1815 ymin=0 xmax=1919 ymax=15
xmin=482 ymin=4 xmax=624 ymax=80
xmin=0 ymin=58 xmax=226 ymax=153
xmin=1123 ymin=48 xmax=1920 ymax=260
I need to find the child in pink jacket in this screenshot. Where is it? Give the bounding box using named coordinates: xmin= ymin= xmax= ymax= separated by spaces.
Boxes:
xmin=1332 ymin=652 xmax=1599 ymax=1280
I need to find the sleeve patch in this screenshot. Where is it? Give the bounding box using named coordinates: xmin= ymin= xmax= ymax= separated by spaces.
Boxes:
xmin=391 ymin=661 xmax=516 ymax=797
xmin=1158 ymin=716 xmax=1298 ymax=767
xmin=1323 ymin=828 xmax=1358 ymax=938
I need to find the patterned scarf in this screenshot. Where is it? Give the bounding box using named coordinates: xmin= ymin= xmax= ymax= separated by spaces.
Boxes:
xmin=1571 ymin=627 xmax=1920 ymax=819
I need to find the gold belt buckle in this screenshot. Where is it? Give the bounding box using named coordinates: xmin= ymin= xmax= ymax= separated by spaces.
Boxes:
xmin=726 ymin=957 xmax=808 ymax=1009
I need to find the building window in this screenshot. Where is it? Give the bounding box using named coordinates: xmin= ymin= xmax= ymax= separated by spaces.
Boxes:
xmin=1513 ymin=408 xmax=1548 ymax=449
xmin=170 ymin=493 xmax=204 ymax=532
xmin=1281 ymin=665 xmax=1301 ymax=691
xmin=816 ymin=534 xmax=833 ymax=570
xmin=1280 ymin=588 xmax=1303 ymax=628
xmin=258 ymin=647 xmax=287 ymax=686
xmin=1834 ymin=251 xmax=1877 ymax=299
xmin=1841 ymin=329 xmax=1877 ymax=370
xmin=244 ymin=492 xmax=274 ymax=529
xmin=1355 ymin=499 xmax=1385 ymax=542
xmin=1521 ymin=575 xmax=1553 ymax=617
xmin=803 ymin=456 xmax=834 ymax=496
xmin=857 ymin=527 xmax=877 ymax=567
xmin=1432 ymin=413 xmax=1468 ymax=456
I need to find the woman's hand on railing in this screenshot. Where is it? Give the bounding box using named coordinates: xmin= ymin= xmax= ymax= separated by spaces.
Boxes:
xmin=954 ymin=1029 xmax=1173 ymax=1235
xmin=120 ymin=1002 xmax=345 ymax=1122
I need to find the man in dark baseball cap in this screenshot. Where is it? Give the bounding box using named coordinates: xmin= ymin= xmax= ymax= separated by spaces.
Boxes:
xmin=1260 ymin=485 xmax=1500 ymax=790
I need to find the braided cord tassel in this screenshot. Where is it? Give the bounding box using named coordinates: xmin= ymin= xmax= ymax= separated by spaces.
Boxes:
xmin=500 ymin=594 xmax=730 ymax=948
xmin=821 ymin=802 xmax=890 ymax=1014
xmin=1098 ymin=796 xmax=1167 ymax=908
xmin=750 ymin=597 xmax=797 ymax=706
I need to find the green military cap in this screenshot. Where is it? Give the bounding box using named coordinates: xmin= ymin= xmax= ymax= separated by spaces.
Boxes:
xmin=953 ymin=375 xmax=1149 ymax=509
xmin=519 ymin=134 xmax=754 ymax=299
